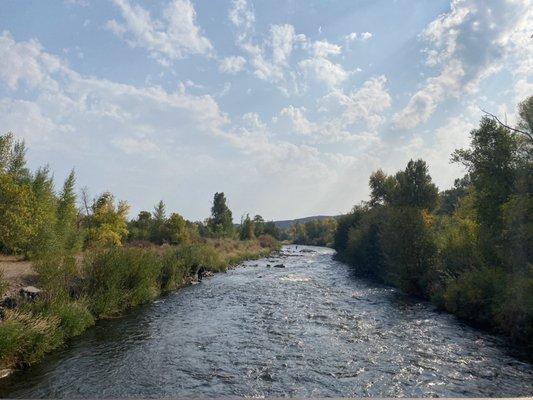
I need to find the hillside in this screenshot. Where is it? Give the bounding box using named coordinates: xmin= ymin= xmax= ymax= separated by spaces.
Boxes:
xmin=273 ymin=215 xmax=337 ymax=229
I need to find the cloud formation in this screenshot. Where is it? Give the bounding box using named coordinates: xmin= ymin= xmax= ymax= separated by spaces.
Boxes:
xmin=394 ymin=0 xmax=530 ymax=129
xmin=106 ymin=0 xmax=213 ymax=65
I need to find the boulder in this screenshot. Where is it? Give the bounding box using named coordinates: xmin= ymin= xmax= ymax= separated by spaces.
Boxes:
xmin=273 ymin=264 xmax=285 ymax=268
xmin=20 ymin=286 xmax=42 ymax=300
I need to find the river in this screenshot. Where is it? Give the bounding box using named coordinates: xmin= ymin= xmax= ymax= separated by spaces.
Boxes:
xmin=0 ymin=245 xmax=531 ymax=398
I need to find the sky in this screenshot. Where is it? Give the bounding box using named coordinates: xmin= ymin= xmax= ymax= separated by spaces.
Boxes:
xmin=0 ymin=0 xmax=531 ymax=221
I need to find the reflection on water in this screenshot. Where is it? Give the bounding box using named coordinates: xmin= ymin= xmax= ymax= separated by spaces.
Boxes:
xmin=0 ymin=246 xmax=531 ymax=398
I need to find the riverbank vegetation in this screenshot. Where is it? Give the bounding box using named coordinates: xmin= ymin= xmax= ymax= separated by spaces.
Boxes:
xmin=0 ymin=133 xmax=279 ymax=370
xmin=334 ymin=97 xmax=532 ymax=348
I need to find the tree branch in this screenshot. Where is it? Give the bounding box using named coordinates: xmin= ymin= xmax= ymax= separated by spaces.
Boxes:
xmin=481 ymin=109 xmax=533 ymax=142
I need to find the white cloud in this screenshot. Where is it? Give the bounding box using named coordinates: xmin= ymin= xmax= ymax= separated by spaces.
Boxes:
xmin=229 ymin=0 xmax=255 ymax=33
xmin=0 ymin=31 xmax=227 ymax=154
xmin=308 ymin=40 xmax=342 ymax=58
xmin=298 ymin=57 xmax=350 ymax=87
xmin=218 ymin=56 xmax=246 ymax=74
xmin=277 ymin=106 xmax=315 ymax=135
xmin=344 ymin=31 xmax=373 ymax=42
xmin=270 ymin=24 xmax=296 ymax=65
xmin=106 ymin=0 xmax=213 ymax=65
xmin=393 ymin=0 xmax=530 ymax=129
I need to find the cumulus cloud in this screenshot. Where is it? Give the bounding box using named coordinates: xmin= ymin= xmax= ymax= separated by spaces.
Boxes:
xmin=344 ymin=31 xmax=373 ymax=42
xmin=298 ymin=57 xmax=350 ymax=87
xmin=393 ymin=0 xmax=530 ymax=129
xmin=218 ymin=56 xmax=246 ymax=74
xmin=277 ymin=106 xmax=316 ymax=135
xmin=0 ymin=31 xmax=227 ymax=153
xmin=308 ymin=40 xmax=342 ymax=58
xmin=229 ymin=0 xmax=255 ymax=33
xmin=106 ymin=0 xmax=213 ymax=65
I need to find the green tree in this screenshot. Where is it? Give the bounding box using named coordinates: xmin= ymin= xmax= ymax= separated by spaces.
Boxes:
xmin=128 ymin=211 xmax=153 ymax=242
xmin=29 ymin=166 xmax=59 ymax=257
xmin=165 ymin=213 xmax=190 ymax=245
xmin=0 ymin=173 xmax=35 ymax=254
xmin=253 ymin=214 xmax=265 ymax=237
xmin=208 ymin=192 xmax=233 ymax=236
xmin=56 ymin=170 xmax=79 ymax=251
xmin=393 ymin=159 xmax=438 ymax=210
xmin=452 ymin=117 xmax=518 ymax=262
xmin=0 ymin=133 xmax=30 ymax=182
xmin=240 ymin=214 xmax=255 ymax=240
xmin=150 ymin=200 xmax=167 ymax=244
xmin=85 ymin=192 xmax=129 ymax=247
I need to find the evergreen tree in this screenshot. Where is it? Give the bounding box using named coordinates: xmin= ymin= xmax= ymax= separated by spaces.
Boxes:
xmin=240 ymin=214 xmax=255 ymax=240
xmin=208 ymin=192 xmax=233 ymax=236
xmin=56 ymin=170 xmax=79 ymax=251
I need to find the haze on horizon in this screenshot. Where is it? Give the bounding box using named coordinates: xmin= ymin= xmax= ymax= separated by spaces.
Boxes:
xmin=0 ymin=0 xmax=530 ymax=221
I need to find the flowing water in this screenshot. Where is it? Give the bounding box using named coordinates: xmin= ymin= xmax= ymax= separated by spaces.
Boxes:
xmin=0 ymin=246 xmax=531 ymax=398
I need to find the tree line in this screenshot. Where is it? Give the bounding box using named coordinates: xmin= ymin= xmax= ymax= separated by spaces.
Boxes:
xmin=0 ymin=135 xmax=284 ymax=258
xmin=0 ymin=134 xmax=281 ymax=370
xmin=334 ymin=96 xmax=532 ymax=347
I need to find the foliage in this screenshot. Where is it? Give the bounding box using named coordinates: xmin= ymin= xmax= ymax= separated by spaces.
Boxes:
xmin=0 ymin=173 xmax=36 ymax=254
xmin=207 ymin=192 xmax=234 ymax=237
xmin=84 ymin=192 xmax=129 ymax=248
xmin=239 ymin=214 xmax=255 ymax=240
xmin=0 ymin=310 xmax=63 ymax=369
xmin=291 ymin=218 xmax=337 ymax=247
xmin=334 ymin=97 xmax=533 ymax=348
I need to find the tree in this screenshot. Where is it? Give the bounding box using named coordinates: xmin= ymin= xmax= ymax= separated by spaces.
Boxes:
xmin=128 ymin=211 xmax=153 ymax=242
xmin=452 ymin=117 xmax=518 ymax=262
xmin=165 ymin=213 xmax=189 ymax=244
xmin=369 ymin=169 xmax=395 ymax=206
xmin=29 ymin=166 xmax=59 ymax=256
xmin=517 ymin=96 xmax=533 ymax=136
xmin=368 ymin=160 xmax=438 ymax=211
xmin=56 ymin=170 xmax=79 ymax=251
xmin=0 ymin=173 xmax=35 ymax=254
xmin=85 ymin=192 xmax=129 ymax=247
xmin=151 ymin=200 xmax=167 ymax=244
xmin=0 ymin=133 xmax=30 ymax=182
xmin=240 ymin=214 xmax=255 ymax=240
xmin=208 ymin=192 xmax=233 ymax=236
xmin=253 ymin=214 xmax=265 ymax=237
xmin=393 ymin=159 xmax=438 ymax=210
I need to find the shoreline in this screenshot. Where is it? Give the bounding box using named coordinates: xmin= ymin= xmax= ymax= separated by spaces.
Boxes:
xmin=0 ymin=239 xmax=279 ymax=377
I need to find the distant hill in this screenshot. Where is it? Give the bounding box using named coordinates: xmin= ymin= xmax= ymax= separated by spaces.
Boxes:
xmin=273 ymin=215 xmax=337 ymax=229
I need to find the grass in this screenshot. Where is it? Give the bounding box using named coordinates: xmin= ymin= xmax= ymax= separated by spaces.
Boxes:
xmin=0 ymin=237 xmax=279 ymax=370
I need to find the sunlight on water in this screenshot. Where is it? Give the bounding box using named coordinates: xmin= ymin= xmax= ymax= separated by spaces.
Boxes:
xmin=0 ymin=245 xmax=531 ymax=398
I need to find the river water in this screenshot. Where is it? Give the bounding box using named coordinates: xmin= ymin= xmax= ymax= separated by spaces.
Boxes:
xmin=0 ymin=245 xmax=531 ymax=398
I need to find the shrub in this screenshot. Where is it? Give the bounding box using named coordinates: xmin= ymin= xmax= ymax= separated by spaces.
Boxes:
xmin=0 ymin=310 xmax=62 ymax=369
xmin=494 ymin=273 xmax=533 ymax=344
xmin=257 ymin=234 xmax=280 ymax=250
xmin=177 ymin=243 xmax=225 ymax=273
xmin=442 ymin=266 xmax=506 ymax=327
xmin=83 ymin=248 xmax=162 ymax=316
xmin=42 ymin=300 xmax=95 ymax=338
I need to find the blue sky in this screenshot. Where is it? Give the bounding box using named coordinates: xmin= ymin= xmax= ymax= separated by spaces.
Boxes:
xmin=0 ymin=0 xmax=531 ymax=221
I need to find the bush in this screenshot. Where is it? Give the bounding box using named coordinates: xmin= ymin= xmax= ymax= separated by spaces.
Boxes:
xmin=34 ymin=252 xmax=78 ymax=298
xmin=257 ymin=234 xmax=280 ymax=250
xmin=159 ymin=251 xmax=185 ymax=292
xmin=41 ymin=300 xmax=95 ymax=338
xmin=83 ymin=248 xmax=163 ymax=316
xmin=442 ymin=267 xmax=505 ymax=327
xmin=494 ymin=273 xmax=533 ymax=344
xmin=176 ymin=243 xmax=225 ymax=273
xmin=0 ymin=310 xmax=63 ymax=369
